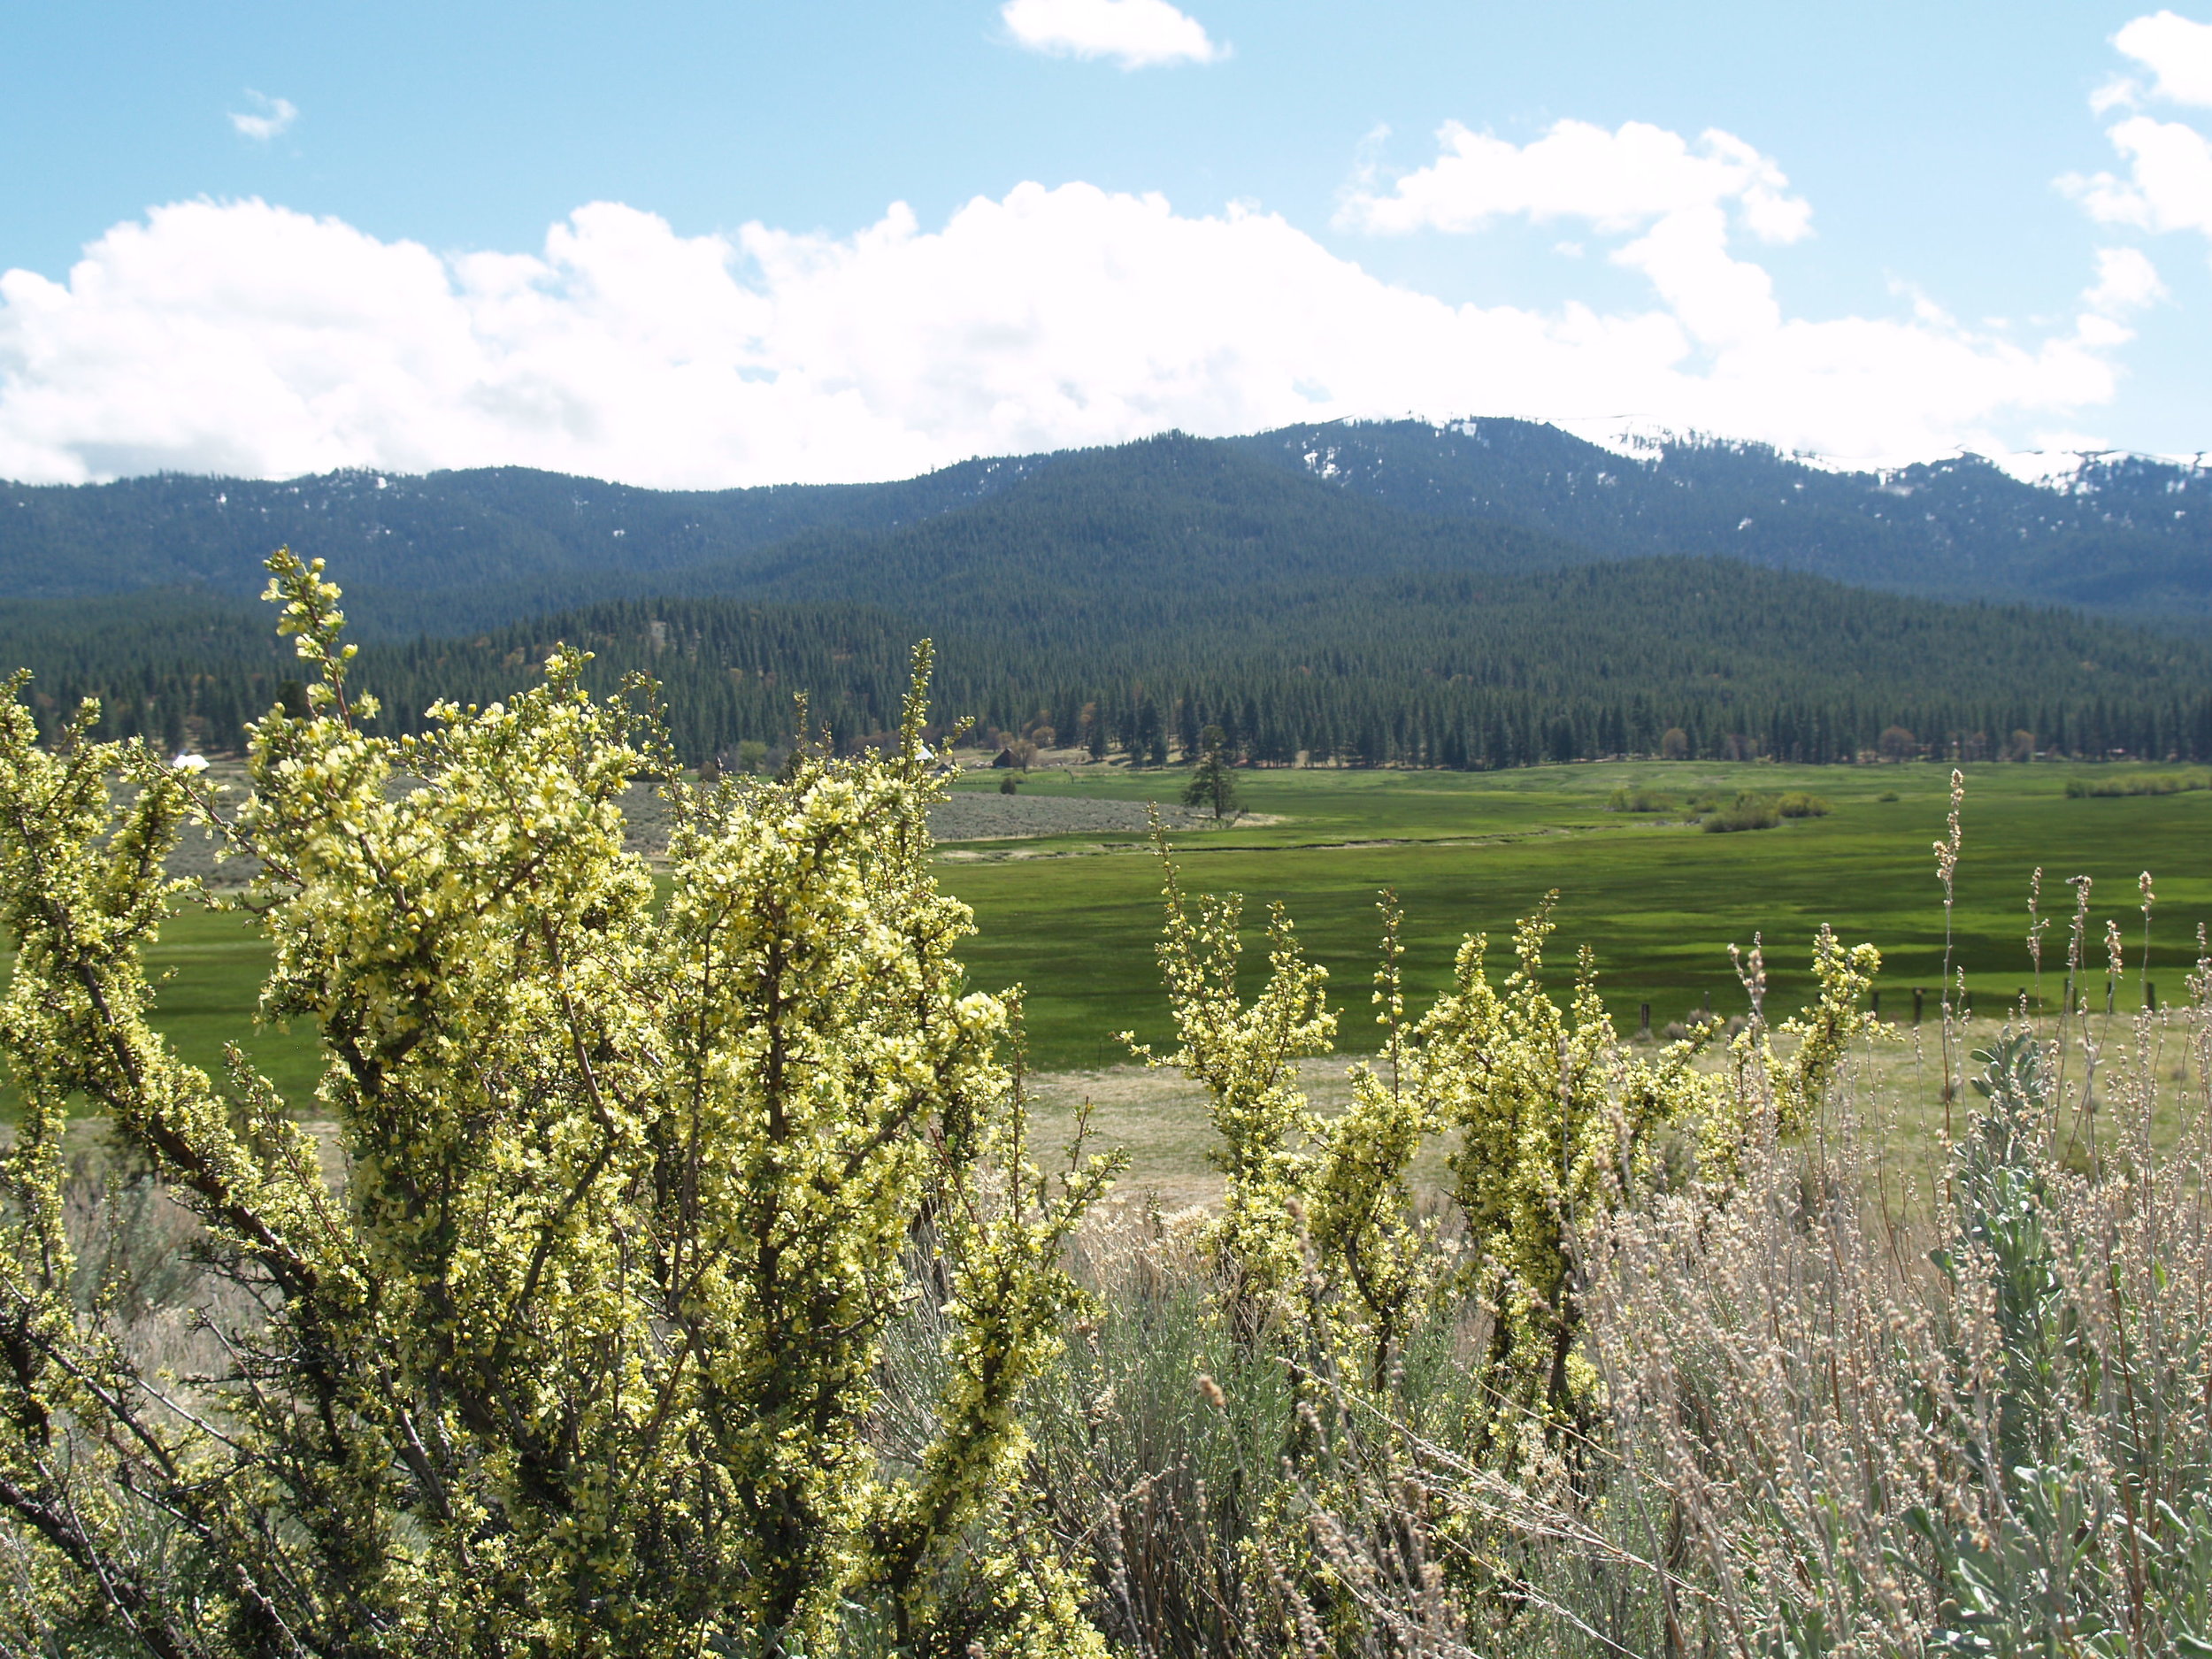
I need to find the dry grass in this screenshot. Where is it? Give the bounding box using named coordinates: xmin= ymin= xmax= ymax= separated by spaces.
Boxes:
xmin=1028 ymin=1003 xmax=2205 ymax=1225
xmin=1025 ymin=1059 xmax=1461 ymax=1213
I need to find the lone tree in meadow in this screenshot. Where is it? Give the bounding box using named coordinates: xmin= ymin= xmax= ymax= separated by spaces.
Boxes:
xmin=1182 ymin=724 xmax=1240 ymax=819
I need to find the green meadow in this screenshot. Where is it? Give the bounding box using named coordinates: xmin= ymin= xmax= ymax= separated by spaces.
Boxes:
xmin=127 ymin=758 xmax=2212 ymax=1090
xmin=943 ymin=759 xmax=2212 ymax=1070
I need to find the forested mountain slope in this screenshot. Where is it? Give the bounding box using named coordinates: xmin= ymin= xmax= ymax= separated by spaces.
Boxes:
xmin=12 ymin=553 xmax=2208 ymax=771
xmin=0 ymin=454 xmax=1040 ymax=622
xmin=687 ymin=434 xmax=1590 ymax=624
xmin=1233 ymin=419 xmax=2212 ymax=620
xmin=0 ymin=435 xmax=1588 ymax=636
xmin=4 ymin=422 xmax=2209 ymax=770
xmin=5 ymin=420 xmax=2208 ymax=629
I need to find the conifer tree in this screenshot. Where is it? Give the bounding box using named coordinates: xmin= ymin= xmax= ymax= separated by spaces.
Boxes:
xmin=1181 ymin=723 xmax=1240 ymax=819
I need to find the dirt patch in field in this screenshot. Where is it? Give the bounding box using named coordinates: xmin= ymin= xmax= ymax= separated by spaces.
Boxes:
xmin=157 ymin=775 xmax=686 ymax=887
xmin=927 ymin=794 xmax=1230 ymax=843
xmin=156 ymin=765 xmax=1274 ymax=886
xmin=1025 ymin=1060 xmax=1438 ymax=1212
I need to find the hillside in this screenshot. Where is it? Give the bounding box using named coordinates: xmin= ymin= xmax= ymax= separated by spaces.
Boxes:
xmin=11 ymin=553 xmax=2208 ymax=771
xmin=4 ymin=420 xmax=2208 ymax=631
xmin=1233 ymin=419 xmax=2212 ymax=621
xmin=4 ymin=423 xmax=2208 ymax=770
xmin=0 ymin=455 xmax=1041 ymax=631
xmin=0 ymin=434 xmax=1592 ymax=638
xmin=698 ymin=434 xmax=1590 ymax=625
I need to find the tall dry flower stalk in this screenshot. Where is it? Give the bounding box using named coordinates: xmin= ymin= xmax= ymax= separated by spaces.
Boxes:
xmin=2142 ymin=869 xmax=2156 ymax=1008
xmin=2027 ymin=864 xmax=2047 ymax=1018
xmin=1934 ymin=766 xmax=1965 ymax=1133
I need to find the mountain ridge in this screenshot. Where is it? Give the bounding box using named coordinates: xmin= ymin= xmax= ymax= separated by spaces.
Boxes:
xmin=1231 ymin=419 xmax=2212 ymax=619
xmin=5 ymin=418 xmax=2207 ymax=634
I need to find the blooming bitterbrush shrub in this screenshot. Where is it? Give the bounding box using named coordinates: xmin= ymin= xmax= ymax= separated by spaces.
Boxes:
xmin=0 ymin=551 xmax=1113 ymax=1657
xmin=1118 ymin=835 xmax=1894 ymax=1647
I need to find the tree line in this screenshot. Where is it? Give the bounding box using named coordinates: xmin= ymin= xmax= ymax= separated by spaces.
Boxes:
xmin=6 ymin=549 xmax=2210 ymax=767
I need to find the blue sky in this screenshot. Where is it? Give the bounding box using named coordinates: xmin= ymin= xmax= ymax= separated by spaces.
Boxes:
xmin=2 ymin=1 xmax=2207 ymax=486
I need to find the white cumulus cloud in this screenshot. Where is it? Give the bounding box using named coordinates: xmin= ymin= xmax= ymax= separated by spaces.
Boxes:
xmin=2115 ymin=9 xmax=2212 ymax=104
xmin=1340 ymin=119 xmax=1811 ymax=242
xmin=1001 ymin=0 xmax=1225 ymax=68
xmin=2082 ymin=244 xmax=2168 ymax=317
xmin=227 ymin=92 xmax=298 ymax=142
xmin=1340 ymin=120 xmax=1813 ymax=349
xmin=2062 ymin=15 xmax=2212 ymax=250
xmin=2063 ymin=113 xmax=2212 ymax=238
xmin=0 ymin=181 xmax=2138 ymax=488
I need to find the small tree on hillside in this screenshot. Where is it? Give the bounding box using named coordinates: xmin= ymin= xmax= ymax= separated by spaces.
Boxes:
xmin=1182 ymin=724 xmax=1240 ymax=820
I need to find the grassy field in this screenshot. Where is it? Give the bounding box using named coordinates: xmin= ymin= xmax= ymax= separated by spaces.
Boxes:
xmin=944 ymin=758 xmax=2212 ymax=1070
xmin=118 ymin=757 xmax=2212 ymax=1100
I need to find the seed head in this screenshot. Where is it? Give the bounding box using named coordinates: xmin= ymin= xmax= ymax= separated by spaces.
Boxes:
xmin=1932 ymin=770 xmax=1964 ymax=894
